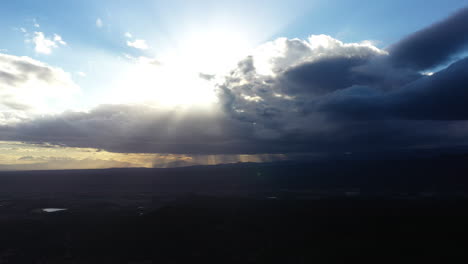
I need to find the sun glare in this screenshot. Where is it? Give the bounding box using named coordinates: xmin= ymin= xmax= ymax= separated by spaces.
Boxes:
xmin=111 ymin=28 xmax=254 ymax=108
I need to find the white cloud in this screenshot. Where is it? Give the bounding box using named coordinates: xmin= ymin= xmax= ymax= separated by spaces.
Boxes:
xmin=33 ymin=32 xmax=56 ymax=54
xmin=96 ymin=18 xmax=103 ymax=28
xmin=33 ymin=19 xmax=40 ymax=28
xmin=251 ymin=34 xmax=388 ymax=76
xmin=32 ymin=32 xmax=67 ymax=55
xmin=123 ymin=54 xmax=160 ymax=66
xmin=127 ymin=39 xmax=149 ymax=50
xmin=0 ymin=53 xmax=80 ymax=121
xmin=124 ymin=32 xmax=132 ymax=38
xmin=53 ymin=34 xmax=67 ymax=45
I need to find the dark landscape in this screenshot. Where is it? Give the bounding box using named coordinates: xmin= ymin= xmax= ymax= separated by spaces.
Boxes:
xmin=2 ymin=154 xmax=468 ymax=263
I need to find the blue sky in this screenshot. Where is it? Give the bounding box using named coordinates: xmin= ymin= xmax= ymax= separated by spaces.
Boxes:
xmin=1 ymin=1 xmax=468 ymax=169
xmin=285 ymin=0 xmax=468 ymax=42
xmin=3 ymin=0 xmax=467 ymax=46
xmin=3 ymin=0 xmax=467 ymax=61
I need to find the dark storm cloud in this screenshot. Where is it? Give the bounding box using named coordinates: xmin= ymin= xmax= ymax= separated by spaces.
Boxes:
xmin=388 ymin=7 xmax=468 ymax=70
xmin=281 ymin=57 xmax=370 ymax=95
xmin=213 ymin=7 xmax=468 ymax=154
xmin=318 ymin=57 xmax=468 ymax=121
xmin=391 ymin=57 xmax=468 ymax=120
xmin=0 ymin=104 xmax=260 ymax=154
xmin=2 ymin=7 xmax=468 ymax=155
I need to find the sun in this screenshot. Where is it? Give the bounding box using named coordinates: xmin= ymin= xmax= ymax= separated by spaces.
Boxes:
xmin=110 ymin=28 xmax=254 ymax=108
xmin=169 ymin=29 xmax=253 ymax=74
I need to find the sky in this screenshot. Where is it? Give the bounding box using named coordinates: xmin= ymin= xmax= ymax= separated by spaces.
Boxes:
xmin=1 ymin=0 xmax=468 ymax=170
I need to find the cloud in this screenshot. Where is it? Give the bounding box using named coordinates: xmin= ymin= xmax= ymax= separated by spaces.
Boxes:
xmin=318 ymin=57 xmax=468 ymax=121
xmin=0 ymin=53 xmax=79 ymax=119
xmin=53 ymin=34 xmax=66 ymax=45
xmin=0 ymin=104 xmax=254 ymax=154
xmin=218 ymin=35 xmax=388 ymax=128
xmin=32 ymin=18 xmax=40 ymax=28
xmin=2 ymin=7 xmax=468 ymax=157
xmin=124 ymin=32 xmax=132 ymax=38
xmin=123 ymin=54 xmax=161 ymax=66
xmin=127 ymin=39 xmax=149 ymax=50
xmin=213 ymin=10 xmax=468 ymax=154
xmin=96 ymin=18 xmax=103 ymax=28
xmin=199 ymin=73 xmax=216 ymax=81
xmin=32 ymin=32 xmax=67 ymax=54
xmin=388 ymin=7 xmax=468 ymax=70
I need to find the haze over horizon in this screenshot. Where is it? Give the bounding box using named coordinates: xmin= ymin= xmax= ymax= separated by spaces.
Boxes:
xmin=1 ymin=0 xmax=468 ymax=170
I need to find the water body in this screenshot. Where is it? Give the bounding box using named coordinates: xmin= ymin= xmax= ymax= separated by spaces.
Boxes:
xmin=42 ymin=208 xmax=68 ymax=213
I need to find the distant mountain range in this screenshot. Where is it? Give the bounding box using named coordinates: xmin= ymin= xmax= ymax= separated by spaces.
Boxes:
xmin=1 ymin=153 xmax=468 ymax=195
